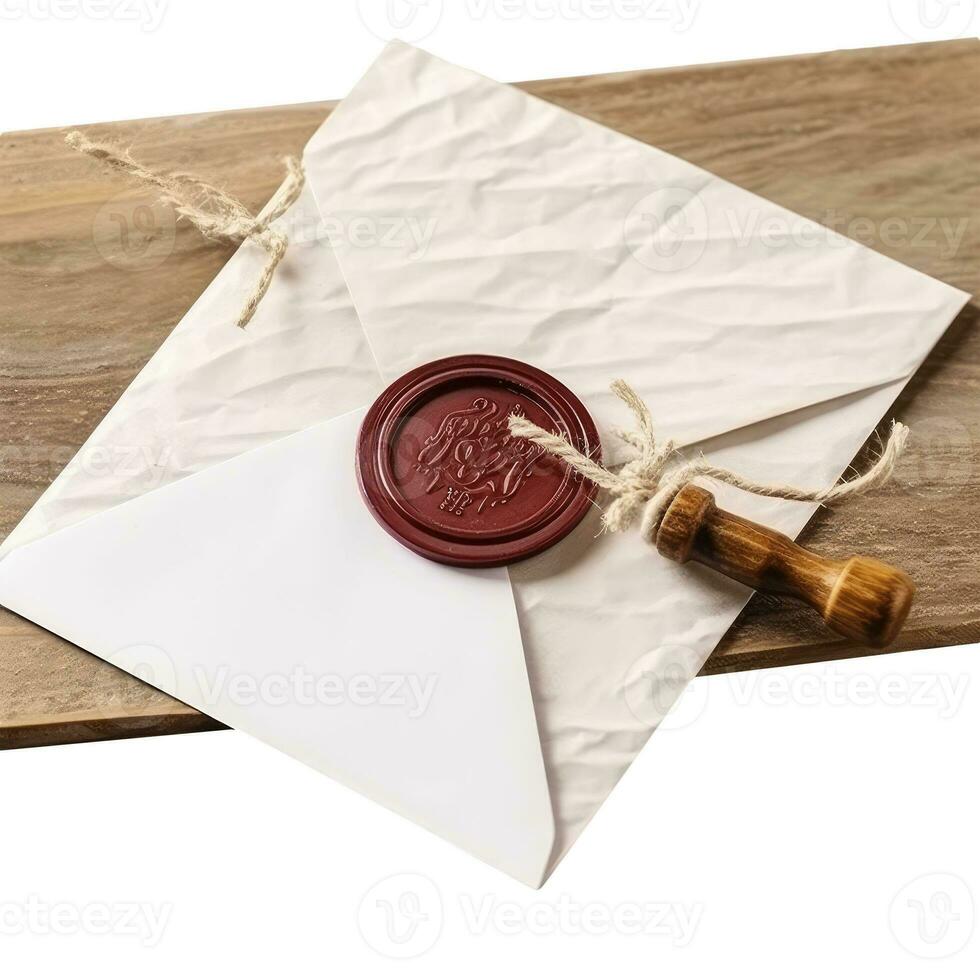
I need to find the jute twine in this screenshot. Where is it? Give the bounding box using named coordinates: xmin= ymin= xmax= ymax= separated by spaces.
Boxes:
xmin=65 ymin=131 xmax=305 ymax=328
xmin=509 ymin=380 xmax=908 ymax=543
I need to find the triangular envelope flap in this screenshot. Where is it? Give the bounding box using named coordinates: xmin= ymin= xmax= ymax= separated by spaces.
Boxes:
xmin=305 ymin=42 xmax=969 ymax=452
xmin=0 ymin=410 xmax=555 ymax=886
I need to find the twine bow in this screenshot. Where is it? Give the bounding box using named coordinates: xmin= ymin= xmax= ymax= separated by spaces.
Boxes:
xmin=508 ymin=380 xmax=909 ymax=543
xmin=65 ymin=130 xmax=305 ymax=328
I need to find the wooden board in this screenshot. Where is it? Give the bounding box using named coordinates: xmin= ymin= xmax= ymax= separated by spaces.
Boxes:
xmin=1 ymin=40 xmax=978 ymax=750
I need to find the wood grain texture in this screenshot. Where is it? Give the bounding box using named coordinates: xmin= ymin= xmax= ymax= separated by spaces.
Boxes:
xmin=657 ymin=484 xmax=916 ymax=648
xmin=1 ymin=40 xmax=978 ymax=749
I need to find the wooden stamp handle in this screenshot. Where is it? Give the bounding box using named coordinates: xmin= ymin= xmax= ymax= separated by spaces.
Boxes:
xmin=656 ymin=484 xmax=914 ymax=648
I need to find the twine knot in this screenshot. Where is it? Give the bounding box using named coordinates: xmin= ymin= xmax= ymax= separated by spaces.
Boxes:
xmin=65 ymin=130 xmax=305 ymax=328
xmin=509 ymin=380 xmax=909 ymax=543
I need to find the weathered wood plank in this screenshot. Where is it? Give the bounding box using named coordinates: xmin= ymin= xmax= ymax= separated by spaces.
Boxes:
xmin=2 ymin=39 xmax=977 ymax=748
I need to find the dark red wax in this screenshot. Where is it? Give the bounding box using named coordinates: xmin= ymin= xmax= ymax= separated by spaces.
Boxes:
xmin=357 ymin=355 xmax=600 ymax=567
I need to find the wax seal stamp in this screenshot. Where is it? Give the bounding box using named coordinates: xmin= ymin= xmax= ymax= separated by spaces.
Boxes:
xmin=357 ymin=355 xmax=601 ymax=567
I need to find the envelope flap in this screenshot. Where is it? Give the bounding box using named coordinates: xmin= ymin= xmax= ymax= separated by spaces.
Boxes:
xmin=305 ymin=42 xmax=969 ymax=451
xmin=0 ymin=410 xmax=556 ymax=886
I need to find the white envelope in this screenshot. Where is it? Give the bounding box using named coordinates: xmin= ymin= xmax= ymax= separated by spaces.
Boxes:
xmin=0 ymin=43 xmax=969 ymax=887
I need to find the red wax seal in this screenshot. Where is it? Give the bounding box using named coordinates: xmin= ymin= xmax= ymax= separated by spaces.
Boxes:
xmin=357 ymin=355 xmax=601 ymax=567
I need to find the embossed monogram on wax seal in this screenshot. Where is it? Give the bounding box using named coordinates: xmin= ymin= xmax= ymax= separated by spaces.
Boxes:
xmin=416 ymin=397 xmax=547 ymax=517
xmin=358 ymin=354 xmax=600 ymax=566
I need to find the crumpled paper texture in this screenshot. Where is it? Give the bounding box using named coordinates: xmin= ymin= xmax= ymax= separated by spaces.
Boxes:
xmin=304 ymin=42 xmax=968 ymax=870
xmin=1 ymin=43 xmax=969 ymax=882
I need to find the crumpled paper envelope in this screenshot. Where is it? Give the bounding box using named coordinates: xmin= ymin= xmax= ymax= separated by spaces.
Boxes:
xmin=0 ymin=43 xmax=969 ymax=886
xmin=302 ymin=41 xmax=968 ymax=869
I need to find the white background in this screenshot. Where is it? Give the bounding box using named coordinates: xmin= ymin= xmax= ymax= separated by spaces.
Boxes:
xmin=1 ymin=0 xmax=978 ymax=976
